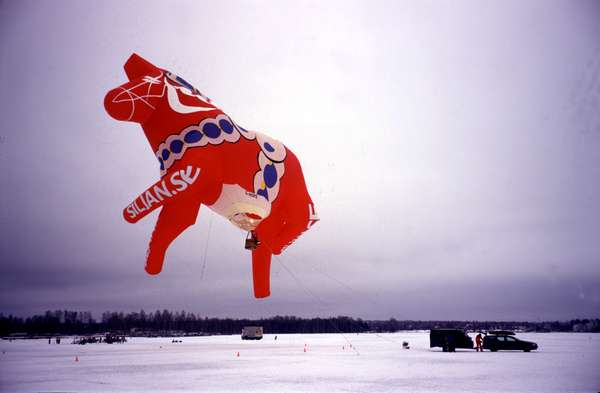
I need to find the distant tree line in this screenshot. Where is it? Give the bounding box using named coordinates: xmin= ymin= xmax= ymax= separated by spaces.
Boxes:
xmin=367 ymin=318 xmax=600 ymax=333
xmin=0 ymin=310 xmax=598 ymax=337
xmin=0 ymin=310 xmax=369 ymax=336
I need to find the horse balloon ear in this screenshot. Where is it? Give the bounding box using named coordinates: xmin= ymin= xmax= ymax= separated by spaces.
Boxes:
xmin=124 ymin=53 xmax=159 ymax=80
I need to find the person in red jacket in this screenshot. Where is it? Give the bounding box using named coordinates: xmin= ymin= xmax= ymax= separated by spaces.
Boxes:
xmin=475 ymin=333 xmax=483 ymax=352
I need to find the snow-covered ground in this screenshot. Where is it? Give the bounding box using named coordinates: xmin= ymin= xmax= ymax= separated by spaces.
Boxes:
xmin=0 ymin=332 xmax=598 ymax=392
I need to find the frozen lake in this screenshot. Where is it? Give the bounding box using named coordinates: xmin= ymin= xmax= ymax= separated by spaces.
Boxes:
xmin=1 ymin=332 xmax=598 ymax=392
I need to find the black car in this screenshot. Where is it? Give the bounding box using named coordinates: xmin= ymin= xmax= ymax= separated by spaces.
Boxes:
xmin=482 ymin=334 xmax=538 ymax=352
xmin=430 ymin=329 xmax=474 ymax=352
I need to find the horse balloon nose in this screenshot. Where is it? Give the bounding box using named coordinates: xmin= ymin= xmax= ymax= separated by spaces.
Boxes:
xmin=104 ymin=87 xmax=134 ymax=121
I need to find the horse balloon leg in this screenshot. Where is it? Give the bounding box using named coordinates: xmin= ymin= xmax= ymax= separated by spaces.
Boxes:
xmin=146 ymin=197 xmax=202 ymax=275
xmin=251 ymin=244 xmax=272 ymax=298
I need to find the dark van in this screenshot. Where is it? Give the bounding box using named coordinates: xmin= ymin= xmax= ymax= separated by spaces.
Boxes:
xmin=430 ymin=329 xmax=474 ymax=352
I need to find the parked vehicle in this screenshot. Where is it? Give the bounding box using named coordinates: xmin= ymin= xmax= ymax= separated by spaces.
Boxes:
xmin=241 ymin=326 xmax=263 ymax=340
xmin=73 ymin=336 xmax=102 ymax=345
xmin=487 ymin=330 xmax=515 ymax=336
xmin=483 ymin=333 xmax=538 ymax=352
xmin=430 ymin=329 xmax=474 ymax=352
xmin=72 ymin=333 xmax=127 ymax=345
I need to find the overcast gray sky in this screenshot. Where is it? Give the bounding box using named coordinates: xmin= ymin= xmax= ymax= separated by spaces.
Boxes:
xmin=1 ymin=0 xmax=599 ymax=321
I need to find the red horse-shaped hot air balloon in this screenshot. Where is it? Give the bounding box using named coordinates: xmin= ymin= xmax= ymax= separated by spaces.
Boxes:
xmin=104 ymin=54 xmax=318 ymax=298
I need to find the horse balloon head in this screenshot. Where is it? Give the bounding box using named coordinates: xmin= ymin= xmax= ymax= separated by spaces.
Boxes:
xmin=104 ymin=53 xmax=215 ymax=125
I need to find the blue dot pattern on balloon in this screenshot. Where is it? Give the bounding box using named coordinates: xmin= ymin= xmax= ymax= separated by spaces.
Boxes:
xmin=176 ymin=75 xmax=196 ymax=93
xmin=170 ymin=140 xmax=183 ymax=154
xmin=203 ymin=123 xmax=221 ymax=138
xmin=263 ymin=142 xmax=275 ymax=153
xmin=257 ymin=188 xmax=269 ymax=201
xmin=219 ymin=119 xmax=234 ymax=134
xmin=263 ymin=164 xmax=278 ymax=188
xmin=184 ymin=130 xmax=202 ymax=144
xmin=158 ymin=115 xmax=286 ymax=193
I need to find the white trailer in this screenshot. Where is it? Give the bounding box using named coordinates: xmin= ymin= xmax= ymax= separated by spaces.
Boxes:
xmin=241 ymin=326 xmax=263 ymax=340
